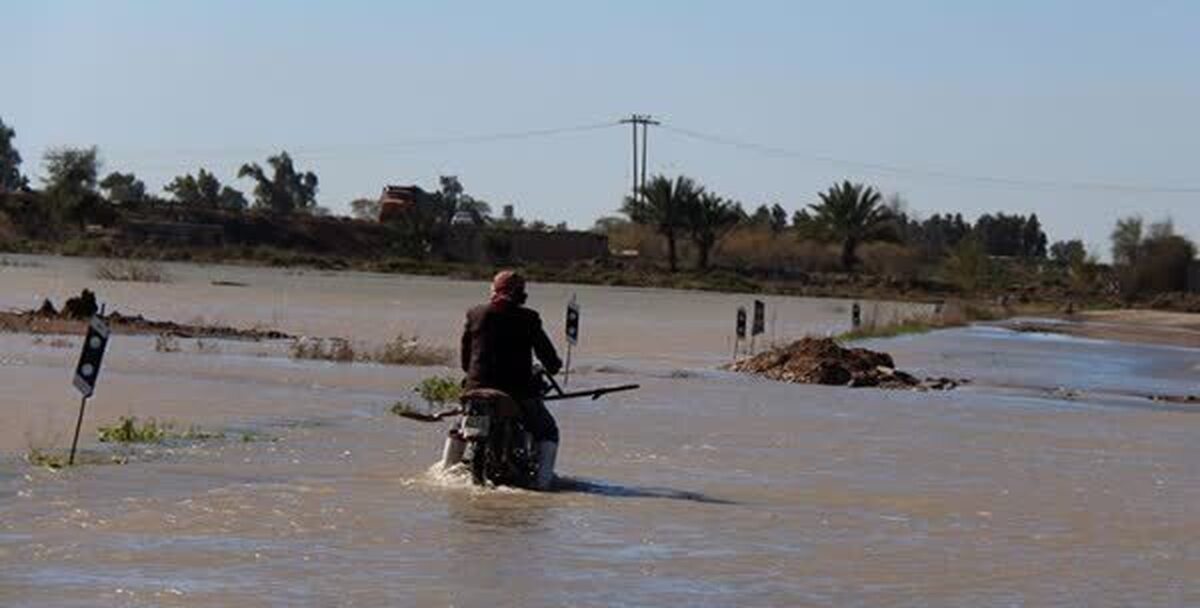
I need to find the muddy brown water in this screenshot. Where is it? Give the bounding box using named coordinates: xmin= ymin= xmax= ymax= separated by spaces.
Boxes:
xmin=1 ymin=255 xmax=1197 ymax=606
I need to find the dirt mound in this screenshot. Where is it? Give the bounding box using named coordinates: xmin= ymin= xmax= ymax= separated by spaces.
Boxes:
xmin=62 ymin=289 xmax=99 ymax=319
xmin=729 ymin=337 xmax=961 ymax=390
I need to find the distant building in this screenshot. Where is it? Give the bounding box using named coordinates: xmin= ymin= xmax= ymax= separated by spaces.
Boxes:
xmin=377 ymin=185 xmax=432 ymax=222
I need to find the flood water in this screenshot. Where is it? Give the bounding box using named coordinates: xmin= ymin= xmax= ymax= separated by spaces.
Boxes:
xmin=1 ymin=255 xmax=1197 ymax=606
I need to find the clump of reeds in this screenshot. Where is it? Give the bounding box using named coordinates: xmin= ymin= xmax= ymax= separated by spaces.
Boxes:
xmin=93 ymin=259 xmax=170 ymax=283
xmin=96 ymin=416 xmax=216 ymax=444
xmin=290 ymin=337 xmax=356 ymax=362
xmin=25 ymin=446 xmax=68 ymax=469
xmin=369 ymin=334 xmax=452 ymax=366
xmin=291 ymin=334 xmax=451 ymax=366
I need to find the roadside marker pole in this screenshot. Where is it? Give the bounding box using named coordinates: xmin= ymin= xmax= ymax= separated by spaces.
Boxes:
xmin=564 ymin=344 xmax=573 ymax=387
xmin=564 ymin=294 xmax=580 ymax=387
xmin=734 ymin=307 xmax=747 ymax=362
xmin=68 ymin=395 xmax=89 ymax=466
xmin=751 ymin=299 xmax=766 ymax=355
xmin=68 ymin=305 xmax=110 ymax=466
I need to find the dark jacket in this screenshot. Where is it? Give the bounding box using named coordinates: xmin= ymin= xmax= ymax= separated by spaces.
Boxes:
xmin=461 ymin=302 xmax=562 ymax=399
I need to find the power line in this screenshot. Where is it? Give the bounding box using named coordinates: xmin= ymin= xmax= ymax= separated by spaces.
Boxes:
xmin=661 ymin=124 xmax=1200 ymax=195
xmin=106 ymin=120 xmax=623 ymax=162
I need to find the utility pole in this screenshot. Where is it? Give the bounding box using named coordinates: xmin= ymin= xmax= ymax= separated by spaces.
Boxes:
xmin=619 ymin=114 xmax=660 ymax=201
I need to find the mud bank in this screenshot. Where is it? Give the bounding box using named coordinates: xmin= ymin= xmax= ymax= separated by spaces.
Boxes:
xmin=0 ymin=290 xmax=292 ymax=341
xmin=728 ymin=337 xmax=963 ymax=389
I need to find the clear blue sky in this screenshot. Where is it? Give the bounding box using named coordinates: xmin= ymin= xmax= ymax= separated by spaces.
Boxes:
xmin=5 ymin=1 xmax=1198 ymax=253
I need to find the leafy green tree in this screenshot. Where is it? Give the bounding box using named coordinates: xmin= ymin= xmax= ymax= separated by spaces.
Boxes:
xmin=165 ymin=169 xmax=247 ymax=210
xmin=746 ymin=204 xmax=772 ymax=227
xmin=943 ymin=236 xmax=992 ymax=292
xmin=769 ymin=203 xmax=788 ymax=234
xmin=1137 ymin=231 xmax=1195 ymax=294
xmin=436 ymin=175 xmax=491 ymax=224
xmin=1110 ymin=215 xmax=1143 ymax=266
xmin=237 ymin=151 xmax=318 ymax=214
xmin=1049 ymin=239 xmax=1087 ymax=267
xmin=1022 ymin=214 xmax=1048 ymax=258
xmin=799 ymin=181 xmax=894 ymax=270
xmin=99 ymin=172 xmax=148 ymax=207
xmin=43 ymin=146 xmax=103 ymax=228
xmin=621 ymin=174 xmax=702 ymax=272
xmin=686 ymin=192 xmax=743 ymax=269
xmin=1113 ymin=217 xmax=1196 ymax=296
xmin=0 ymin=118 xmax=27 ymax=193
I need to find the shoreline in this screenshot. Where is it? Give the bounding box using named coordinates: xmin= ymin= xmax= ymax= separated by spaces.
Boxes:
xmin=1003 ymin=310 xmax=1200 ymax=349
xmin=0 ymin=246 xmax=1096 ymax=310
xmin=6 ymin=251 xmax=1198 ymax=353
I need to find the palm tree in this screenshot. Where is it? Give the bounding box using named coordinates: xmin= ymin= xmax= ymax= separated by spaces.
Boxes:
xmin=621 ymin=174 xmax=702 ymax=272
xmin=686 ymin=192 xmax=742 ymax=270
xmin=802 ymin=181 xmax=894 ymax=270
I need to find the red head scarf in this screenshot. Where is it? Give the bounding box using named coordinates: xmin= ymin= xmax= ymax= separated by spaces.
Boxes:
xmin=490 ymin=270 xmax=527 ymax=306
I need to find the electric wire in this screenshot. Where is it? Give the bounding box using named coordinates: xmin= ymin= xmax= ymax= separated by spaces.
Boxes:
xmin=661 ymin=124 xmax=1200 ymax=195
xmin=107 ymin=120 xmax=623 ymax=164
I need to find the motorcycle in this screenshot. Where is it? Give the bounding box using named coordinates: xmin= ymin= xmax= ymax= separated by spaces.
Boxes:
xmin=412 ymin=370 xmax=638 ymax=490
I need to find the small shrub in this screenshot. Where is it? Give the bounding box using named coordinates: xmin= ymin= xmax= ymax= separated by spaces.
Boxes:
xmin=0 ymin=210 xmax=18 ymax=251
xmin=155 ymin=333 xmax=180 ymax=353
xmin=717 ymin=228 xmax=841 ymax=272
xmin=416 ymin=375 xmax=462 ymax=407
xmin=25 ymin=446 xmax=67 ymax=469
xmin=96 ymin=415 xmax=216 ymax=444
xmin=860 ymin=243 xmax=924 ymax=281
xmin=94 ymin=259 xmax=170 ymax=283
xmin=290 ymin=337 xmax=355 ymax=362
xmin=97 ymin=416 xmax=169 ymax=443
xmin=942 ymin=238 xmax=992 ymax=292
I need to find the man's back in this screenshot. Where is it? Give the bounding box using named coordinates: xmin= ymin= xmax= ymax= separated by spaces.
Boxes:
xmin=461 ymin=302 xmax=561 ymax=399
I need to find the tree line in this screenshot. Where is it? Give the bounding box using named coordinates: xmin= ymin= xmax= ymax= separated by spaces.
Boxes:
xmin=614 ymin=174 xmax=1056 ymax=272
xmin=0 ymin=117 xmax=326 ymax=230
xmin=610 ymin=172 xmax=1196 ymax=299
xmin=3 ymin=116 xmax=1195 ymax=299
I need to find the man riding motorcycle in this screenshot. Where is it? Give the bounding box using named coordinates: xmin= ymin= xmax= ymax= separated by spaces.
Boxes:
xmin=454 ymin=270 xmax=562 ymax=490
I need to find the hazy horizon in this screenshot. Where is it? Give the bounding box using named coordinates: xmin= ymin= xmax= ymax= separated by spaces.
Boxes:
xmin=5 ymin=0 xmax=1198 ymax=253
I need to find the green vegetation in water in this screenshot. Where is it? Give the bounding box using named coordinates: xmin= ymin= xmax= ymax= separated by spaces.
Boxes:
xmin=25 ymin=446 xmax=67 ymax=469
xmin=96 ymin=416 xmax=218 ymax=444
xmin=24 ymin=446 xmax=128 ymax=468
xmin=416 ymin=375 xmax=462 ymax=407
xmin=391 ymin=375 xmax=463 ymax=418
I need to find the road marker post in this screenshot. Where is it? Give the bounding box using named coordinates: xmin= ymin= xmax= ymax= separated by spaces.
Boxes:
xmin=564 ymin=294 xmax=580 ymax=387
xmin=69 ymin=309 xmax=110 ymax=466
